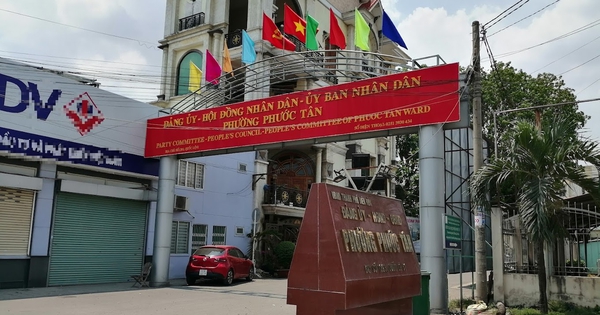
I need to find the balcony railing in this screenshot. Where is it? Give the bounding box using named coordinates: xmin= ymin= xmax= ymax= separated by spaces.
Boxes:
xmin=179 ymin=12 xmax=206 ymax=32
xmin=263 ymin=184 xmax=309 ymax=208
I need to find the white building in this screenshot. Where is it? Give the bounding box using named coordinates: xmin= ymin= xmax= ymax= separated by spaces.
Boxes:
xmin=152 ymin=1 xmax=412 ymax=274
xmin=0 ymin=57 xmax=160 ymax=288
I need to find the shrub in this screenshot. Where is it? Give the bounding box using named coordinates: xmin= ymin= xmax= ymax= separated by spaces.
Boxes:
xmin=511 ymin=308 xmax=541 ymax=315
xmin=448 ymin=299 xmax=476 ymax=311
xmin=274 ymin=241 xmax=295 ymax=269
xmin=548 ymin=300 xmax=575 ymax=313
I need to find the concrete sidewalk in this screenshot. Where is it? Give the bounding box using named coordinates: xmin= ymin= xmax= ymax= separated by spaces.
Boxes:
xmin=0 ymin=273 xmax=480 ymax=315
xmin=0 ymin=279 xmax=294 ymax=315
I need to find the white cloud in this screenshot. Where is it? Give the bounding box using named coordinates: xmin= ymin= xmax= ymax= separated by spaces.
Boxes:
xmin=383 ymin=0 xmax=600 ymax=140
xmin=2 ymin=0 xmax=600 ymax=137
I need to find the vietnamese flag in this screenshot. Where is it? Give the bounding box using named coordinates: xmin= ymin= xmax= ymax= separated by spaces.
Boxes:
xmin=284 ymin=4 xmax=306 ymax=43
xmin=262 ymin=13 xmax=296 ymax=52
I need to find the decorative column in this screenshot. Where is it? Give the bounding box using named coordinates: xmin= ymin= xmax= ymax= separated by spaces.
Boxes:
xmin=419 ymin=124 xmax=447 ymax=314
xmin=315 ymin=146 xmax=323 ymax=183
xmin=151 ymin=155 xmax=177 ymax=287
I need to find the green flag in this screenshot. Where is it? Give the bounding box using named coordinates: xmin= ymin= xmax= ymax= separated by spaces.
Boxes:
xmin=306 ymin=14 xmax=319 ymax=51
xmin=354 ymin=9 xmax=370 ymax=51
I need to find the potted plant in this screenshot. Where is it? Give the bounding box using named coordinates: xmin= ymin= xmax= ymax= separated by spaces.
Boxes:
xmin=274 ymin=241 xmax=295 ymax=278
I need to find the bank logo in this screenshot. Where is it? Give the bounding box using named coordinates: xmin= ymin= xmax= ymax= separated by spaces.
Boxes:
xmin=63 ymin=92 xmax=104 ymax=135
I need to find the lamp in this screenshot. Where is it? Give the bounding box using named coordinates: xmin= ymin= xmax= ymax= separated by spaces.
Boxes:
xmin=333 ymin=169 xmax=347 ymax=183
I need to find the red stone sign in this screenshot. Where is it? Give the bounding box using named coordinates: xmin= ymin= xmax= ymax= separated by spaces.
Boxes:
xmin=287 ymin=183 xmax=420 ymax=315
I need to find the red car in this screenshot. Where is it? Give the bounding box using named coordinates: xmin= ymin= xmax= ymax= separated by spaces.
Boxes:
xmin=186 ymin=245 xmax=254 ymax=286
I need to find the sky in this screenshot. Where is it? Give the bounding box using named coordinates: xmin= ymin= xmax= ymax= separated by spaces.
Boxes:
xmin=1 ymin=0 xmax=599 ymax=139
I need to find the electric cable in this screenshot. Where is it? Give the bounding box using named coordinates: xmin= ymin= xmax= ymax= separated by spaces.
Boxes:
xmin=530 ymin=34 xmax=600 ymax=74
xmin=558 ymin=53 xmax=600 ymax=76
xmin=485 ymin=0 xmax=530 ymax=30
xmin=0 ymin=8 xmax=158 ymax=48
xmin=577 ymin=77 xmax=600 ymax=96
xmin=488 ymin=0 xmax=559 ymax=37
xmin=485 ymin=18 xmax=600 ymax=60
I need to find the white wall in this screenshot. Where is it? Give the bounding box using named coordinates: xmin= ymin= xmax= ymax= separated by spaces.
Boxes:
xmin=504 ymin=273 xmax=600 ymax=308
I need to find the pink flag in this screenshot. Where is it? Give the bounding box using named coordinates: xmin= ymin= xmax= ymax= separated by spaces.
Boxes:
xmin=205 ymin=50 xmax=221 ymax=84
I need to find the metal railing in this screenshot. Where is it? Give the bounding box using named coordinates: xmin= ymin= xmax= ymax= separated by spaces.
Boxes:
xmin=179 ymin=12 xmax=206 ymax=32
xmin=502 ymin=203 xmax=600 ymax=276
xmin=165 ymin=50 xmax=446 ymax=114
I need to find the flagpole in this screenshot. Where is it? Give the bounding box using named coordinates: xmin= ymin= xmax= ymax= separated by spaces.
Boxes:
xmin=260 ymin=13 xmax=265 ymax=96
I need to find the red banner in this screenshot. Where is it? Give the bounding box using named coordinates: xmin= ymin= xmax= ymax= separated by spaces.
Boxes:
xmin=145 ymin=63 xmax=460 ymax=158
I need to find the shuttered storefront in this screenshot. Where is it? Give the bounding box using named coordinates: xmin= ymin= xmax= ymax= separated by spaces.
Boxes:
xmin=48 ymin=192 xmax=147 ymax=286
xmin=0 ymin=188 xmax=35 ymax=256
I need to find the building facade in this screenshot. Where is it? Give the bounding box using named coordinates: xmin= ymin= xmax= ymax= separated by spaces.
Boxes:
xmin=0 ymin=58 xmax=159 ymax=288
xmin=0 ymin=56 xmax=255 ymax=287
xmin=152 ymin=0 xmax=411 ymax=271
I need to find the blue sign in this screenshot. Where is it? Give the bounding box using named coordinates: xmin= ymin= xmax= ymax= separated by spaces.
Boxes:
xmin=0 ymin=127 xmax=159 ymax=177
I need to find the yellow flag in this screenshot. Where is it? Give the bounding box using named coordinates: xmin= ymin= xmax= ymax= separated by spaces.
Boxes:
xmin=188 ymin=61 xmax=202 ymax=92
xmin=222 ymin=41 xmax=234 ymax=77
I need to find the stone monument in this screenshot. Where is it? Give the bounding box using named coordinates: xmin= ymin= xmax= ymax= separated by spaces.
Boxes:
xmin=287 ymin=183 xmax=421 ymax=315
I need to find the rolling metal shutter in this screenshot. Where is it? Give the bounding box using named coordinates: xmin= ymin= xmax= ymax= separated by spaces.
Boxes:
xmin=0 ymin=187 xmax=35 ymax=256
xmin=48 ymin=192 xmax=147 ymax=286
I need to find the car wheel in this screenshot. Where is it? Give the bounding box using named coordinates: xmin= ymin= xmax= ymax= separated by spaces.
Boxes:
xmin=186 ymin=277 xmax=196 ymax=286
xmin=223 ymin=269 xmax=234 ymax=286
xmin=246 ymin=268 xmax=254 ymax=281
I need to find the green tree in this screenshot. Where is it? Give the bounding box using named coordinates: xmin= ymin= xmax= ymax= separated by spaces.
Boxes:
xmin=394 ymin=134 xmax=419 ymax=217
xmin=470 ymin=116 xmax=600 ymax=314
xmin=480 ymin=61 xmax=588 ymax=208
xmin=482 ymin=62 xmax=588 ymax=158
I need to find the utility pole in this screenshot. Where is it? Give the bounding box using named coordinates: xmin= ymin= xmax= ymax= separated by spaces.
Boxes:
xmin=472 ymin=20 xmax=487 ymax=302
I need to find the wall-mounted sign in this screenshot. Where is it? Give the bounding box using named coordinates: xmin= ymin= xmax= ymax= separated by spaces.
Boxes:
xmin=145 ymin=63 xmax=460 ymax=158
xmin=0 ymin=58 xmax=159 ymax=176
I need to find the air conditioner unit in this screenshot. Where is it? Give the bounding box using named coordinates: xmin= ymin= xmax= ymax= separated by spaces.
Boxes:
xmin=174 ymin=195 xmax=189 ymax=211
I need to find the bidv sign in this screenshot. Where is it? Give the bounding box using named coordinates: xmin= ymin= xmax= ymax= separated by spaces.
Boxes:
xmin=0 ymin=72 xmax=104 ymax=135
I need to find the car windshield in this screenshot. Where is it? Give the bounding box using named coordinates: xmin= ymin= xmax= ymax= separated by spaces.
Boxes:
xmin=193 ymin=247 xmax=225 ymax=257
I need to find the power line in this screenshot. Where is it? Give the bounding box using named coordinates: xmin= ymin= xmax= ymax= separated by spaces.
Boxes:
xmin=485 ymin=18 xmax=600 ymax=60
xmin=578 ymin=78 xmax=600 ymax=96
xmin=0 ymin=8 xmax=157 ymax=48
xmin=483 ymin=0 xmax=529 ymax=28
xmin=488 ymin=0 xmax=560 ymax=37
xmin=485 ymin=0 xmax=530 ymax=30
xmin=558 ymin=53 xmax=600 ymax=76
xmin=530 ymin=34 xmax=600 ymax=74
xmin=0 ymin=50 xmax=163 ymax=68
xmin=482 ymin=32 xmax=515 ymax=109
xmin=495 ymin=97 xmax=600 ymax=114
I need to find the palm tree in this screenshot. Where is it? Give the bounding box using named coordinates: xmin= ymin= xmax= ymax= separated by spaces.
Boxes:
xmin=471 ymin=115 xmax=600 ymax=314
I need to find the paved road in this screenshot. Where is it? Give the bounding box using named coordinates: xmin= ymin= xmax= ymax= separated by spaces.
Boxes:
xmin=0 ymin=279 xmax=294 ymax=315
xmin=0 ymin=273 xmax=481 ymax=315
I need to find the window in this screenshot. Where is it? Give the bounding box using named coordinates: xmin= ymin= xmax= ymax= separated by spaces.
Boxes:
xmin=212 ymin=226 xmax=226 ymax=245
xmin=171 ymin=221 xmax=190 ymax=254
xmin=176 ymin=51 xmax=204 ymax=96
xmin=235 ymin=226 xmax=244 ymax=236
xmin=177 ymin=160 xmax=204 ymax=189
xmin=192 ymin=224 xmax=208 ymax=250
xmin=238 ymin=163 xmax=247 ymax=172
xmin=228 ymin=248 xmax=245 ymax=258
